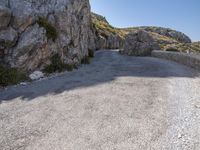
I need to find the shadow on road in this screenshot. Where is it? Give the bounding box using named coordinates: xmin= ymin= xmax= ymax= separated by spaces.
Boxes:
xmin=0 ymin=50 xmax=199 ymax=102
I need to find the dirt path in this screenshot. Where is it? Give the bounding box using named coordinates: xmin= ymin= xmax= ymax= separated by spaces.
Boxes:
xmin=0 ymin=50 xmax=200 ymax=150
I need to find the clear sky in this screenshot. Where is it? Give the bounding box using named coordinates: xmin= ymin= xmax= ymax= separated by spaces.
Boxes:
xmin=90 ymin=0 xmax=200 ymax=41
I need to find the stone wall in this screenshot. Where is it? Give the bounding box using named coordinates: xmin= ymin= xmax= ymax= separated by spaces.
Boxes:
xmin=152 ymin=50 xmax=200 ymax=71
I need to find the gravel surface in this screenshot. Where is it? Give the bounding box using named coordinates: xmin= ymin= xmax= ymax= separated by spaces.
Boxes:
xmin=0 ymin=50 xmax=200 ymax=150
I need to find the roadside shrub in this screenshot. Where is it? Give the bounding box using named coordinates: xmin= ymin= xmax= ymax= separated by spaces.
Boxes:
xmin=81 ymin=56 xmax=90 ymax=64
xmin=37 ymin=17 xmax=57 ymax=41
xmin=43 ymin=54 xmax=64 ymax=73
xmin=43 ymin=54 xmax=77 ymax=74
xmin=0 ymin=65 xmax=28 ymax=87
xmin=88 ymin=49 xmax=94 ymax=58
xmin=165 ymin=47 xmax=180 ymax=52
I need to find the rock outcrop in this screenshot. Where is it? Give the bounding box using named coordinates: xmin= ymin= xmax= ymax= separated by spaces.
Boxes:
xmin=121 ymin=30 xmax=160 ymax=56
xmin=0 ymin=0 xmax=91 ymax=71
xmin=146 ymin=27 xmax=191 ymax=43
xmin=93 ymin=34 xmax=123 ymax=50
xmin=123 ymin=26 xmax=192 ymax=43
xmin=0 ymin=5 xmax=11 ymax=30
xmin=90 ymin=13 xmax=124 ymax=50
xmin=90 ymin=14 xmax=193 ymax=53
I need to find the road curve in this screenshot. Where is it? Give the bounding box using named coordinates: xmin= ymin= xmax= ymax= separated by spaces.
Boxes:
xmin=0 ymin=50 xmax=200 ymax=150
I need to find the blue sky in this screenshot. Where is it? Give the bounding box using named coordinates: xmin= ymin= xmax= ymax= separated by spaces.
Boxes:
xmin=90 ymin=0 xmax=200 ymax=41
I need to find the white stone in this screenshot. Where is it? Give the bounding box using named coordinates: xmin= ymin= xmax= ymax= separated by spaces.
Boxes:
xmin=29 ymin=71 xmax=44 ymax=80
xmin=20 ymin=82 xmax=27 ymax=86
xmin=195 ymin=102 xmax=200 ymax=108
xmin=178 ymin=133 xmax=183 ymax=139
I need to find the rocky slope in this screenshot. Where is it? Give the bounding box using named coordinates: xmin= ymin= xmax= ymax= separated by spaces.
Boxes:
xmin=90 ymin=13 xmax=125 ymax=50
xmin=123 ymin=26 xmax=191 ymax=43
xmin=121 ymin=30 xmax=160 ymax=56
xmin=90 ymin=13 xmax=200 ymax=54
xmin=121 ymin=27 xmax=200 ymax=53
xmin=0 ymin=0 xmax=91 ymax=72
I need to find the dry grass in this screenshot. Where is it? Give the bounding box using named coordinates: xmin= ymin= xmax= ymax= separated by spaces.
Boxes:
xmin=92 ymin=13 xmax=126 ymax=38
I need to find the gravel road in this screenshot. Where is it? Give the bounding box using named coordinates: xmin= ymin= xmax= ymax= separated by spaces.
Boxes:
xmin=0 ymin=50 xmax=200 ymax=150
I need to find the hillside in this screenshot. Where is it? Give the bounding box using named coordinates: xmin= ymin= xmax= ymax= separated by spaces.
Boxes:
xmin=91 ymin=13 xmax=125 ymax=50
xmin=122 ymin=26 xmax=191 ymax=43
xmin=92 ymin=13 xmax=200 ymax=53
xmin=91 ymin=13 xmax=126 ymax=39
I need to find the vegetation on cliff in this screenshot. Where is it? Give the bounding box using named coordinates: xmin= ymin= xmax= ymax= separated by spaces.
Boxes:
xmin=92 ymin=13 xmax=200 ymax=53
xmin=0 ymin=65 xmax=28 ymax=87
xmin=91 ymin=13 xmax=126 ymax=39
xmin=43 ymin=54 xmax=78 ymax=74
xmin=37 ymin=17 xmax=58 ymax=42
xmin=121 ymin=26 xmax=200 ymax=53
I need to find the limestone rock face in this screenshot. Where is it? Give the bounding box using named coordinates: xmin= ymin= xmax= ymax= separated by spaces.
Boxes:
xmin=0 ymin=27 xmax=18 ymax=49
xmin=122 ymin=30 xmax=160 ymax=56
xmin=90 ymin=13 xmax=124 ymax=50
xmin=9 ymin=24 xmax=48 ymax=71
xmin=136 ymin=26 xmax=192 ymax=43
xmin=0 ymin=0 xmax=9 ymax=7
xmin=167 ymin=30 xmax=191 ymax=43
xmin=0 ymin=5 xmax=11 ymax=30
xmin=93 ymin=34 xmax=124 ymax=50
xmin=0 ymin=0 xmax=91 ymax=71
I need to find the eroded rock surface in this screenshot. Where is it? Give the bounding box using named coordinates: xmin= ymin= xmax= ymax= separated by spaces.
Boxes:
xmin=90 ymin=13 xmax=124 ymax=50
xmin=121 ymin=30 xmax=160 ymax=56
xmin=124 ymin=26 xmax=192 ymax=43
xmin=0 ymin=5 xmax=11 ymax=30
xmin=0 ymin=27 xmax=18 ymax=49
xmin=0 ymin=0 xmax=91 ymax=71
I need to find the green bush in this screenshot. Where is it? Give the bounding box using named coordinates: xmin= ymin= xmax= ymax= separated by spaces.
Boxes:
xmin=43 ymin=54 xmax=77 ymax=74
xmin=165 ymin=47 xmax=180 ymax=52
xmin=81 ymin=56 xmax=90 ymax=64
xmin=43 ymin=54 xmax=64 ymax=73
xmin=37 ymin=17 xmax=58 ymax=42
xmin=0 ymin=65 xmax=28 ymax=87
xmin=88 ymin=49 xmax=94 ymax=58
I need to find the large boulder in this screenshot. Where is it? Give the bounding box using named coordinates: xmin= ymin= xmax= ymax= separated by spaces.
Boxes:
xmin=90 ymin=12 xmax=124 ymax=50
xmin=29 ymin=71 xmax=44 ymax=80
xmin=0 ymin=5 xmax=11 ymax=30
xmin=167 ymin=30 xmax=191 ymax=43
xmin=122 ymin=30 xmax=160 ymax=56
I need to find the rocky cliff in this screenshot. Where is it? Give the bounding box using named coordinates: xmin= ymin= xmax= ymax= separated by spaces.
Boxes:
xmin=90 ymin=13 xmax=125 ymax=50
xmin=121 ymin=30 xmax=160 ymax=56
xmin=0 ymin=0 xmax=91 ymax=71
xmin=123 ymin=26 xmax=191 ymax=43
